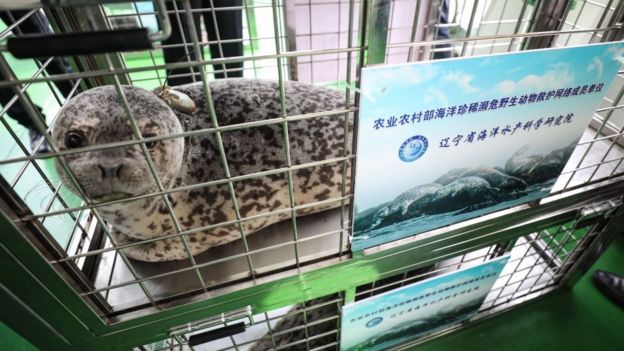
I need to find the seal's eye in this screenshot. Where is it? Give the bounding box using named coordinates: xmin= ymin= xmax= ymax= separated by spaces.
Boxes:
xmin=143 ymin=133 xmax=158 ymax=149
xmin=65 ymin=131 xmax=86 ymax=149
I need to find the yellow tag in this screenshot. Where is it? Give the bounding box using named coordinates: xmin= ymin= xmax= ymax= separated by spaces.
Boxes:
xmin=154 ymin=86 xmax=197 ymax=114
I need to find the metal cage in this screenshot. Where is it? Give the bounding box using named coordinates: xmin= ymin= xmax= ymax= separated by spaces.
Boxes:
xmin=1 ymin=0 xmax=623 ymax=350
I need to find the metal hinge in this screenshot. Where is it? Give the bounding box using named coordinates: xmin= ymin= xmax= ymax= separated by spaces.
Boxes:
xmin=577 ymin=198 xmax=623 ymax=223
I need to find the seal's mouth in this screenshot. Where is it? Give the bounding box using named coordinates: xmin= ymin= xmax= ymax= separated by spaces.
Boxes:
xmin=90 ymin=192 xmax=135 ymax=203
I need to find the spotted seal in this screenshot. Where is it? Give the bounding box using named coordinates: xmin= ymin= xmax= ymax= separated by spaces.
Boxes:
xmin=52 ymin=79 xmax=351 ymax=261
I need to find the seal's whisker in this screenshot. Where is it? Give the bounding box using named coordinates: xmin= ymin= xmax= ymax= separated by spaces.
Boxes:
xmin=23 ymin=181 xmax=57 ymax=201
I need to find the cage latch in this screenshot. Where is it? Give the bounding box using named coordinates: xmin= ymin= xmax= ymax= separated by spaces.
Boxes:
xmin=187 ymin=322 xmax=246 ymax=346
xmin=168 ymin=305 xmax=253 ymax=345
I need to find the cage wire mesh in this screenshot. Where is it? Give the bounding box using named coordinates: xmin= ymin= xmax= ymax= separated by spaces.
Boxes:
xmin=132 ymin=213 xmax=607 ymax=351
xmin=0 ymin=0 xmax=624 ymax=347
xmin=135 ymin=294 xmax=342 ymax=351
xmin=0 ymin=0 xmax=362 ymax=319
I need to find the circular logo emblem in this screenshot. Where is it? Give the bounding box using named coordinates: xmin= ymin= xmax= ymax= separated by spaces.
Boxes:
xmin=399 ymin=135 xmax=428 ymax=162
xmin=366 ymin=317 xmax=383 ymax=328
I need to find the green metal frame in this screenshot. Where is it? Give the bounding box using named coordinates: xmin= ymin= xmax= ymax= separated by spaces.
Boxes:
xmin=366 ymin=0 xmax=391 ymax=65
xmin=2 ymin=175 xmax=623 ymax=350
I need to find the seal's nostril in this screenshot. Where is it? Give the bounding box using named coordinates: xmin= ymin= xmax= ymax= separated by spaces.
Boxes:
xmin=98 ymin=165 xmax=106 ymax=179
xmin=99 ymin=164 xmax=123 ymax=178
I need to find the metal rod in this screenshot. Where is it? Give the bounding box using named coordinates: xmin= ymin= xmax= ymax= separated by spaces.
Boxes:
xmin=104 ymin=50 xmax=210 ymax=292
xmin=461 ymin=0 xmax=480 ymax=56
xmin=1 ymin=23 xmax=618 ymax=88
xmin=243 ymin=0 xmax=259 ymax=78
xmin=130 ymin=1 xmax=164 ymax=86
xmin=0 ymin=108 xmax=356 ymax=166
xmin=272 ymin=0 xmax=302 ymax=268
xmin=0 ymin=9 xmax=38 ymax=40
xmin=207 ymin=0 xmax=229 ymax=78
xmin=79 ymin=224 xmax=348 ymax=295
xmin=490 ymin=0 xmax=511 ymax=54
xmin=338 ymin=0 xmax=357 ymax=257
xmin=407 ymin=0 xmax=422 ymax=62
xmin=182 ymin=0 xmax=256 ymax=278
xmin=20 ymin=156 xmax=354 ymax=220
xmin=171 ymin=0 xmax=198 ymax=83
xmin=0 ymin=53 xmax=159 ymax=306
xmin=148 ymin=0 xmax=172 ymax=42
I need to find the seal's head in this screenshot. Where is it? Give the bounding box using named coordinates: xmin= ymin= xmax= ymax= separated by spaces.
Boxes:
xmin=52 ymin=85 xmax=184 ymax=203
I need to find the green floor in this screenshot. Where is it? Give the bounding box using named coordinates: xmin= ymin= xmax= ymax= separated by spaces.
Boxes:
xmin=2 ymin=233 xmax=622 ymax=350
xmin=413 ymin=232 xmax=624 ymax=351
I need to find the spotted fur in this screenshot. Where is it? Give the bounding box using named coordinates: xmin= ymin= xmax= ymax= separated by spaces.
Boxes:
xmin=53 ymin=79 xmax=351 ymax=261
xmin=250 ymin=295 xmax=340 ymax=351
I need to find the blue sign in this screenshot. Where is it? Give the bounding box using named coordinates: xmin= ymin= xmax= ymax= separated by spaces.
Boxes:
xmin=352 ymin=42 xmax=624 ymax=251
xmin=340 ymin=256 xmax=510 ymax=351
